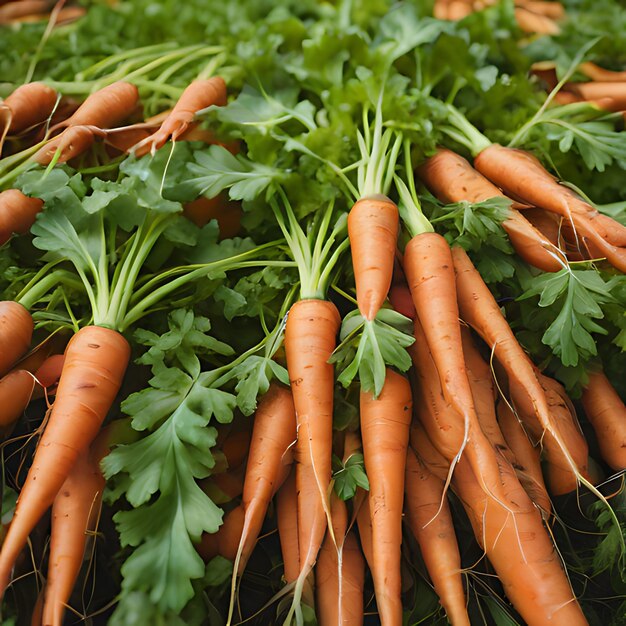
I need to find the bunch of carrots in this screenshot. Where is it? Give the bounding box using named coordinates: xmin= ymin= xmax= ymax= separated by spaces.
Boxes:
xmin=0 ymin=1 xmax=625 ymax=625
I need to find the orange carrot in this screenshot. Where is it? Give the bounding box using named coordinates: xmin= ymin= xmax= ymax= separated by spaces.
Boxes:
xmin=183 ymin=195 xmax=242 ymax=238
xmin=417 ymin=148 xmax=566 ymax=271
xmin=355 ymin=490 xmax=373 ymax=573
xmin=497 ymin=400 xmax=552 ymax=515
xmin=232 ymin=384 xmax=296 ymax=576
xmin=131 ymin=77 xmax=227 ymax=157
xmin=348 ymin=195 xmax=399 ymax=320
xmin=514 ymin=6 xmax=560 ymax=34
xmin=0 ymin=0 xmax=52 ymax=24
xmin=196 ymin=505 xmax=245 ymax=563
xmin=0 ymin=301 xmax=34 ymax=377
xmin=405 ymin=447 xmax=470 ymax=626
xmin=388 ymin=283 xmax=416 ymax=320
xmin=34 ymin=124 xmax=104 ymax=165
xmin=579 ymin=62 xmax=626 ymax=82
xmin=34 ymin=354 xmax=65 ymax=389
xmin=360 ymin=369 xmax=412 ymax=626
xmin=564 ymin=82 xmax=626 ymax=109
xmin=200 ymin=468 xmax=245 ymax=504
xmin=315 ymin=494 xmax=364 ymax=626
xmin=581 ymin=371 xmax=626 ymax=471
xmin=1 ymin=83 xmax=57 ymax=135
xmin=41 ymin=447 xmax=105 ymax=626
xmin=451 ymin=246 xmax=589 ymax=492
xmin=276 ymin=467 xmax=300 ymax=583
xmin=0 ymin=370 xmax=36 ymax=436
xmin=452 ymin=454 xmax=588 ymax=625
xmin=447 ymin=1 xmax=473 ymax=20
xmin=221 ymin=428 xmax=252 ymax=471
xmin=473 ymin=145 xmax=626 ymax=268
xmin=284 ymin=299 xmax=340 ymax=604
xmin=516 ymin=0 xmax=565 ymax=19
xmin=0 ymin=189 xmax=44 ymax=244
xmin=0 ymin=325 xmax=130 ymax=596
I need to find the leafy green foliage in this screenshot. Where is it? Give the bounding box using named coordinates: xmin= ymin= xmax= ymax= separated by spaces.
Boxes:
xmin=332 ymin=451 xmax=369 ymax=500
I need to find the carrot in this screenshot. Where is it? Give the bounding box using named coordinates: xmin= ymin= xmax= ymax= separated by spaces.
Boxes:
xmin=355 ymin=490 xmax=373 ymax=573
xmin=497 ymin=400 xmax=552 ymax=515
xmin=388 ymin=284 xmax=416 ymax=320
xmin=360 ymin=368 xmax=412 ymax=626
xmin=348 ymin=195 xmax=399 ymax=320
xmin=403 ymin=233 xmax=514 ymax=505
xmin=131 ymin=77 xmax=227 ymax=157
xmin=0 ymin=189 xmax=44 ymax=244
xmin=0 ymin=0 xmax=51 ymax=24
xmin=416 ymin=148 xmax=566 ymax=272
xmin=11 ymin=330 xmax=69 ymax=376
xmin=0 ymin=370 xmax=36 ymax=435
xmin=515 ymin=0 xmax=565 ymax=19
xmin=0 ymin=301 xmax=34 ymax=377
xmin=231 ymin=384 xmax=296 ymax=577
xmin=34 ymin=354 xmax=65 ymax=389
xmin=0 ymin=325 xmax=130 ymax=596
xmin=447 ymin=1 xmax=473 ymax=20
xmin=41 ymin=447 xmax=105 ymax=626
xmin=405 ymin=447 xmax=470 ymax=626
xmin=315 ymin=494 xmax=364 ymax=626
xmin=196 ymin=505 xmax=246 ymax=563
xmin=452 ymin=454 xmax=588 ymax=625
xmin=451 ymin=246 xmax=589 ymax=493
xmin=1 ymin=83 xmax=57 ymax=135
xmin=514 ymin=7 xmax=560 ymax=34
xmin=221 ymin=428 xmax=252 ymax=471
xmin=34 ymin=124 xmax=104 ymax=165
xmin=276 ymin=467 xmax=300 ymax=583
xmin=581 ymin=371 xmax=626 ymax=471
xmin=579 ymin=62 xmax=626 ymax=82
xmin=564 ymin=82 xmax=626 ymax=109
xmin=200 ymin=467 xmax=245 ymax=504
xmin=284 ymin=299 xmax=340 ymax=608
xmin=183 ymin=195 xmax=242 ymax=238
xmin=31 ymin=586 xmax=44 ymax=626
xmin=473 ymin=145 xmax=626 ymax=268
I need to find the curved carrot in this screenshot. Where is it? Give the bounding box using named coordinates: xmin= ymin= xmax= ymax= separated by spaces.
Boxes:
xmin=284 ymin=299 xmax=340 ymax=604
xmin=276 ymin=468 xmax=300 ymax=583
xmin=0 ymin=370 xmax=36 ymax=433
xmin=405 ymin=447 xmax=470 ymax=626
xmin=497 ymin=400 xmax=551 ymax=515
xmin=232 ymin=383 xmax=296 ymax=576
xmin=581 ymin=370 xmax=626 ymax=471
xmin=348 ymin=195 xmax=399 ymax=320
xmin=0 ymin=325 xmax=130 ymax=596
xmin=417 ymin=148 xmax=566 ymax=271
xmin=514 ymin=6 xmax=560 ymax=34
xmin=579 ymin=62 xmax=626 ymax=82
xmin=1 ymin=83 xmax=57 ymax=135
xmin=0 ymin=301 xmax=33 ymax=377
xmin=0 ymin=189 xmax=44 ymax=244
xmin=34 ymin=124 xmax=104 ymax=165
xmin=33 ymin=354 xmax=65 ymax=389
xmin=315 ymin=494 xmax=364 ymax=626
xmin=131 ymin=77 xmax=227 ymax=157
xmin=360 ymin=369 xmax=412 ymax=626
xmin=41 ymin=447 xmax=105 ymax=626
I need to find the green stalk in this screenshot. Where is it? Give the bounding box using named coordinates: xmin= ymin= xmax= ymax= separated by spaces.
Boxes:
xmin=16 ymin=270 xmax=85 ymax=311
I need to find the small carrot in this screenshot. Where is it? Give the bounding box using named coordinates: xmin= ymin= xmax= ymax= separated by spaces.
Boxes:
xmin=564 ymin=82 xmax=626 ymax=110
xmin=360 ymin=369 xmax=412 ymax=626
xmin=0 ymin=0 xmax=52 ymax=24
xmin=196 ymin=505 xmax=246 ymax=563
xmin=0 ymin=301 xmax=34 ymax=377
xmin=0 ymin=370 xmax=36 ymax=435
xmin=405 ymin=447 xmax=470 ymax=626
xmin=34 ymin=354 xmax=65 ymax=389
xmin=0 ymin=325 xmax=130 ymax=597
xmin=514 ymin=6 xmax=561 ymax=34
xmin=183 ymin=195 xmax=242 ymax=238
xmin=200 ymin=468 xmax=245 ymax=504
xmin=34 ymin=124 xmax=105 ymax=165
xmin=41 ymin=447 xmax=105 ymax=626
xmin=579 ymin=62 xmax=626 ymax=82
xmin=581 ymin=370 xmax=626 ymax=471
xmin=515 ymin=0 xmax=565 ymax=19
xmin=221 ymin=428 xmax=252 ymax=471
xmin=131 ymin=77 xmax=227 ymax=157
xmin=315 ymin=494 xmax=364 ymax=626
xmin=0 ymin=189 xmax=44 ymax=245
xmin=276 ymin=468 xmax=300 ymax=583
xmin=1 ymin=83 xmax=57 ymax=135
xmin=348 ymin=195 xmax=399 ymax=320
xmin=388 ymin=283 xmax=416 ymax=320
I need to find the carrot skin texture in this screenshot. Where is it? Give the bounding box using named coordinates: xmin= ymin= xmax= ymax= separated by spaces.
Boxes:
xmin=236 ymin=383 xmax=296 ymax=573
xmin=34 ymin=125 xmax=100 ymax=165
xmin=42 ymin=448 xmax=105 ymax=626
xmin=0 ymin=190 xmax=43 ymax=244
xmin=348 ymin=195 xmax=399 ymax=320
xmin=0 ymin=302 xmax=33 ymax=377
xmin=360 ymin=369 xmax=412 ymax=626
xmin=284 ymin=299 xmax=340 ymax=582
xmin=405 ymin=448 xmax=470 ymax=626
xmin=196 ymin=505 xmax=246 ymax=563
xmin=0 ymin=326 xmax=130 ymax=596
xmin=34 ymin=354 xmax=65 ymax=389
xmin=132 ymin=77 xmax=227 ymax=157
xmin=276 ymin=468 xmax=300 ymax=583
xmin=0 ymin=370 xmax=36 ymax=433
xmin=2 ymin=83 xmax=57 ymax=134
xmin=581 ymin=371 xmax=626 ymax=471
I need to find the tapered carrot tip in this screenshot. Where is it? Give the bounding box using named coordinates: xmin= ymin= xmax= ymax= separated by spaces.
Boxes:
xmin=348 ymin=196 xmax=399 ymax=321
xmin=0 ymin=301 xmax=33 ymax=377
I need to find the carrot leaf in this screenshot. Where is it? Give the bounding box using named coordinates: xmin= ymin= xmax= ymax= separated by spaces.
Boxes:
xmin=332 ymin=452 xmax=369 ymax=500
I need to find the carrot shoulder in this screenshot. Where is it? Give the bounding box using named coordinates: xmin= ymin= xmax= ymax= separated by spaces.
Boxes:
xmin=2 ymin=82 xmax=57 ymax=135
xmin=0 ymin=325 xmax=129 ymax=596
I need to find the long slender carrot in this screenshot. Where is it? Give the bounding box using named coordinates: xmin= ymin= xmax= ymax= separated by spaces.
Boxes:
xmin=405 ymin=447 xmax=470 ymax=626
xmin=417 ymin=148 xmax=566 ymax=271
xmin=0 ymin=190 xmax=44 ymax=245
xmin=41 ymin=447 xmax=105 ymax=626
xmin=33 ymin=354 xmax=65 ymax=390
xmin=451 ymin=246 xmax=589 ymax=493
xmin=497 ymin=400 xmax=552 ymax=515
xmin=1 ymin=83 xmax=57 ymax=135
xmin=452 ymin=454 xmax=588 ymax=625
xmin=315 ymin=494 xmax=364 ymax=626
xmin=581 ymin=370 xmax=626 ymax=471
xmin=131 ymin=77 xmax=227 ymax=157
xmin=355 ymin=491 xmax=373 ymax=574
xmin=276 ymin=468 xmax=300 ymax=584
xmin=473 ymin=145 xmax=626 ymax=266
xmin=360 ymin=368 xmax=412 ymax=626
xmin=0 ymin=325 xmax=130 ymax=596
xmin=0 ymin=301 xmax=33 ymax=377
xmin=579 ymin=62 xmax=626 ymax=82
xmin=348 ymin=195 xmax=399 ymax=320
xmin=284 ymin=299 xmax=340 ymax=612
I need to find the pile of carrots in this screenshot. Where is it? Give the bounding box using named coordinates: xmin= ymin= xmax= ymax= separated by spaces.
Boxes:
xmin=0 ymin=1 xmax=625 ymax=625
